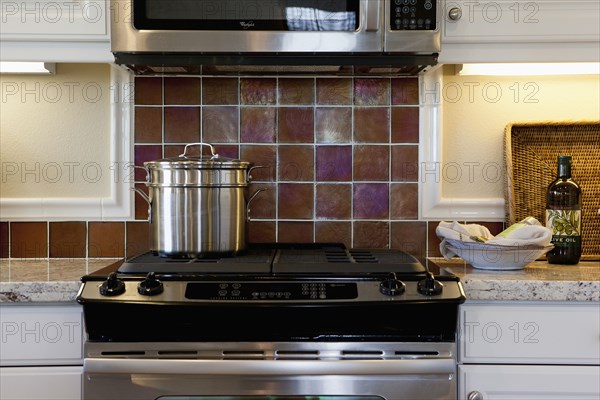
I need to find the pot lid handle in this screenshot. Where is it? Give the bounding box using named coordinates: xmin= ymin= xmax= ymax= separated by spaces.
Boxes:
xmin=179 ymin=143 xmax=218 ymax=159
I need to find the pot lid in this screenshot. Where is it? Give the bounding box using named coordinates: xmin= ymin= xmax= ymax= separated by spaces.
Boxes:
xmin=145 ymin=143 xmax=252 ymax=169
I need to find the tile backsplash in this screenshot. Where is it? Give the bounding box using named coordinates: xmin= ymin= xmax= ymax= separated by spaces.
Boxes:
xmin=0 ymin=75 xmax=505 ymax=263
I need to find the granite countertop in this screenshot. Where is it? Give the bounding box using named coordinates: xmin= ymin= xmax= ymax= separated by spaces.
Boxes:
xmin=430 ymin=258 xmax=600 ymax=302
xmin=2 ymin=257 xmax=599 ymax=303
xmin=0 ymin=258 xmax=120 ymax=302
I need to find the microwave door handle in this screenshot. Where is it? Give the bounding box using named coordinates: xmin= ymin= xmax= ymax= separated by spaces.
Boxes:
xmin=365 ymin=0 xmax=381 ymax=31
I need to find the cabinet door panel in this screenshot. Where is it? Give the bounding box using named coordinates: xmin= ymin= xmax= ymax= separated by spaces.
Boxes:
xmin=459 ymin=365 xmax=600 ymax=400
xmin=443 ymin=0 xmax=600 ymax=43
xmin=459 ymin=303 xmax=600 ymax=364
xmin=0 ymin=366 xmax=82 ymax=400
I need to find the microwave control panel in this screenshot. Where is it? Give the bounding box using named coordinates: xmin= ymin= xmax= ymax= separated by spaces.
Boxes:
xmin=390 ymin=0 xmax=437 ymax=31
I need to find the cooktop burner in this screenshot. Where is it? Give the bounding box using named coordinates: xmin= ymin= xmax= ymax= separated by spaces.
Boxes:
xmin=115 ymin=243 xmax=426 ymax=275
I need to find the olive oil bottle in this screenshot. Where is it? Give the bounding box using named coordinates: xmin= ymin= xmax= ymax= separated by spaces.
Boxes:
xmin=545 ymin=155 xmax=582 ymax=264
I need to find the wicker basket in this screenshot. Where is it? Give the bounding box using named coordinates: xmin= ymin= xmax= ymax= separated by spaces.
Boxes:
xmin=504 ymin=121 xmax=600 ymax=259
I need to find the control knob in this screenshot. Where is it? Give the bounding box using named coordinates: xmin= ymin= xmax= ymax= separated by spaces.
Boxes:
xmin=138 ymin=272 xmax=164 ymax=296
xmin=417 ymin=272 xmax=443 ymax=296
xmin=99 ymin=272 xmax=125 ymax=296
xmin=379 ymin=272 xmax=406 ymax=296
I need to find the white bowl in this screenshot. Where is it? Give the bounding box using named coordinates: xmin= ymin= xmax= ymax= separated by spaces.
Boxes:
xmin=446 ymin=240 xmax=553 ymax=270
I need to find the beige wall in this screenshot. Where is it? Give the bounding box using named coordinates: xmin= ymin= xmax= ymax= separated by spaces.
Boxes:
xmin=441 ymin=64 xmax=600 ymax=199
xmin=1 ymin=63 xmax=111 ymax=198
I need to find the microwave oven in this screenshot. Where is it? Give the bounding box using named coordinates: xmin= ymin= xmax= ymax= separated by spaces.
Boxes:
xmin=111 ymin=0 xmax=441 ymax=75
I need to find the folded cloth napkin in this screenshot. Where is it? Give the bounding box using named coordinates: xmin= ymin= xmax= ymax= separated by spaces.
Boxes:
xmin=436 ymin=219 xmax=553 ymax=259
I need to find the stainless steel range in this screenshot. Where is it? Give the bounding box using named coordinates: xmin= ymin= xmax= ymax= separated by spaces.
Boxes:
xmin=77 ymin=244 xmax=465 ymax=400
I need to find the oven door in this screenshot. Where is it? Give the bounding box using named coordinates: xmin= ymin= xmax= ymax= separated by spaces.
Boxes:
xmin=111 ymin=0 xmax=383 ymax=53
xmin=84 ymin=358 xmax=456 ymax=400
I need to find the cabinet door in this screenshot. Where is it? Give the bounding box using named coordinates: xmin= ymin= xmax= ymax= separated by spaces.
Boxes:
xmin=459 ymin=302 xmax=600 ymax=365
xmin=0 ymin=0 xmax=108 ymax=40
xmin=0 ymin=366 xmax=82 ymax=400
xmin=459 ymin=365 xmax=600 ymax=400
xmin=0 ymin=304 xmax=83 ymax=366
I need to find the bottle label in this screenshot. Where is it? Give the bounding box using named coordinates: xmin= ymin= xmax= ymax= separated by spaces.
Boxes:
xmin=546 ymin=209 xmax=581 ymax=246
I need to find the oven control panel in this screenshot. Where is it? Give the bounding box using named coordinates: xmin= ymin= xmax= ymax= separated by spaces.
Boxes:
xmin=185 ymin=282 xmax=358 ymax=301
xmin=390 ymin=0 xmax=437 ymax=31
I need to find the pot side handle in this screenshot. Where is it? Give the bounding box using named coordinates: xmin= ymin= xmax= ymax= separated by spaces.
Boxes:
xmin=131 ymin=188 xmax=151 ymax=223
xmin=247 ymin=188 xmax=267 ymax=222
xmin=247 ymin=165 xmax=270 ymax=183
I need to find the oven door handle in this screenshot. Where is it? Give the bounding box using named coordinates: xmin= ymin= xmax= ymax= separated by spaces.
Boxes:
xmin=85 ymin=358 xmax=455 ymax=375
xmin=364 ymin=0 xmax=381 ymax=32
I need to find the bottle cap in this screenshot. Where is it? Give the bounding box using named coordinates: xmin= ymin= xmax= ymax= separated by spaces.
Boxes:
xmin=558 ymin=155 xmax=572 ymax=162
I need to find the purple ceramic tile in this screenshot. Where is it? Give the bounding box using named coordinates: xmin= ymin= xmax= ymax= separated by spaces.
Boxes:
xmin=241 ymin=78 xmax=277 ymax=105
xmin=213 ymin=145 xmax=240 ymax=159
xmin=390 ymin=183 xmax=418 ymax=219
xmin=353 ymin=222 xmax=389 ymax=248
xmin=278 ymin=221 xmax=314 ymax=243
xmin=241 ymin=107 xmax=277 ymax=143
xmin=278 ymin=184 xmax=314 ymax=219
xmin=392 ymin=107 xmax=419 ymax=143
xmin=391 ymin=145 xmax=419 ymax=182
xmin=353 ymin=145 xmax=390 ymax=181
xmin=316 ymin=146 xmax=352 ymax=182
xmin=316 ymin=184 xmax=352 ymax=220
xmin=134 ymin=145 xmax=162 ymax=181
xmin=278 ymin=145 xmax=314 ymax=181
xmin=392 ymin=78 xmax=419 ymax=105
xmin=316 ymin=78 xmax=352 ymax=105
xmin=164 ymin=107 xmax=200 ymax=143
xmin=354 ymin=78 xmax=390 ymax=106
xmin=353 ymin=183 xmax=389 ymax=219
xmin=354 ymin=108 xmax=390 ymax=143
xmin=202 ymin=106 xmax=239 ymax=143
xmin=315 ymin=107 xmax=352 ymax=143
xmin=278 ymin=108 xmax=314 ymax=143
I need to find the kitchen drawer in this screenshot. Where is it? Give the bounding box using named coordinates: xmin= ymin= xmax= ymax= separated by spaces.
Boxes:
xmin=459 ymin=302 xmax=600 ymax=364
xmin=0 ymin=366 xmax=82 ymax=400
xmin=0 ymin=304 xmax=83 ymax=366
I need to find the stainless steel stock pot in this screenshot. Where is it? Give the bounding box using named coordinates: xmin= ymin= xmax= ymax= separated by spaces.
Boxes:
xmin=136 ymin=143 xmax=262 ymax=258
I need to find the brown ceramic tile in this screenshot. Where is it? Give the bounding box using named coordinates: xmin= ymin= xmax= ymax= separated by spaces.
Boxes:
xmin=126 ymin=221 xmax=150 ymax=258
xmin=315 ymin=107 xmax=352 ymax=143
xmin=49 ymin=222 xmax=86 ymax=258
xmin=427 ymin=221 xmax=443 ymax=257
xmin=392 ymin=78 xmax=419 ymax=105
xmin=88 ymin=222 xmax=125 ymax=258
xmin=279 ymin=78 xmax=314 ymax=105
xmin=354 ymin=108 xmax=390 ymax=143
xmin=392 ymin=107 xmax=419 ymax=143
xmin=391 ymin=145 xmax=419 ymax=182
xmin=247 ymin=183 xmax=276 ymax=219
xmin=163 ymin=144 xmax=186 ymax=158
xmin=278 ymin=145 xmax=314 ymax=181
xmin=164 ymin=77 xmax=200 ymax=105
xmin=390 ymin=221 xmax=428 ymax=264
xmin=134 ymin=145 xmax=162 ymax=181
xmin=134 ymin=183 xmax=151 ymax=221
xmin=11 ymin=222 xmax=47 ymax=259
xmin=134 ymin=107 xmax=162 ymax=143
xmin=354 ymin=78 xmax=390 ymax=106
xmin=164 ymin=107 xmax=200 ymax=143
xmin=248 ymin=221 xmax=276 ymax=243
xmin=0 ymin=222 xmax=8 ymax=258
xmin=240 ymin=145 xmax=277 ymax=181
xmin=316 ymin=146 xmax=352 ymax=181
xmin=278 ymin=108 xmax=314 ymax=143
xmin=390 ymin=183 xmax=418 ymax=219
xmin=241 ymin=107 xmax=276 ymax=143
xmin=316 ymin=184 xmax=352 ymax=220
xmin=278 ymin=221 xmax=314 ymax=243
xmin=353 ymin=184 xmax=389 ymax=220
xmin=202 ymin=106 xmax=239 ymax=143
xmin=241 ymin=78 xmax=277 ymax=105
xmin=278 ymin=184 xmax=314 ymax=219
xmin=134 ymin=77 xmax=162 ymax=105
xmin=353 ymin=222 xmax=389 ymax=249
xmin=315 ymin=221 xmax=352 ymax=248
xmin=203 ymin=78 xmax=239 ymax=105
xmin=316 ymin=78 xmax=352 ymax=105
xmin=213 ymin=145 xmax=240 ymax=159
xmin=353 ymin=145 xmax=389 ymax=181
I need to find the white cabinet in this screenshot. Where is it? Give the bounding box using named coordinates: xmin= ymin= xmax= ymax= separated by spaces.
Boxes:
xmin=458 ymin=302 xmax=600 ymax=400
xmin=0 ymin=303 xmax=83 ymax=400
xmin=440 ymin=0 xmax=600 ymax=63
xmin=0 ymin=0 xmax=112 ymax=62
